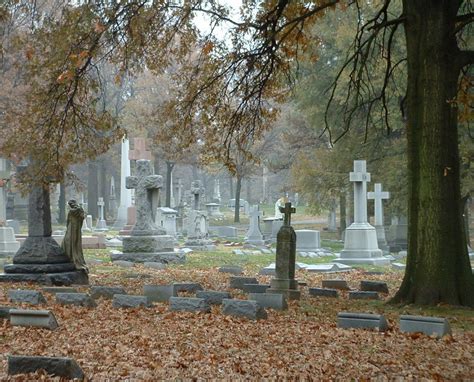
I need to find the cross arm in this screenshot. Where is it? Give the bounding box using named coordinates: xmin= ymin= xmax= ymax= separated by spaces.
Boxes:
xmin=126 ymin=176 xmax=139 ymax=190
xmin=144 ymin=175 xmax=163 ymax=190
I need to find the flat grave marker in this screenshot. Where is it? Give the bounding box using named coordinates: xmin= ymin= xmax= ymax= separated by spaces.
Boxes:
xmin=8 ymin=355 xmax=84 ymax=380
xmin=337 ymin=312 xmax=388 ymax=331
xmin=9 ymin=309 xmax=59 ymax=330
xmin=400 ymin=315 xmax=451 ymax=338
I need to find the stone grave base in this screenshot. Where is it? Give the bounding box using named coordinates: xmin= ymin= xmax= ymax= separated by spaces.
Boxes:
xmin=183 ymin=239 xmax=216 ymax=251
xmin=267 ymin=278 xmax=301 ymax=300
xmin=110 ymin=251 xmax=185 ymax=264
xmin=333 ymin=255 xmax=391 ymax=266
xmin=0 ymin=269 xmax=88 ymax=285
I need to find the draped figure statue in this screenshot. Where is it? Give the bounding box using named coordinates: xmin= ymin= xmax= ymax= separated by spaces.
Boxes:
xmin=61 ymin=199 xmax=88 ymax=272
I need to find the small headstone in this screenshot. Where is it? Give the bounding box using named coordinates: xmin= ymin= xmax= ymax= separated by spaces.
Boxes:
xmin=8 ymin=355 xmax=84 ymax=380
xmin=248 ymin=293 xmax=287 ymax=310
xmin=173 ymin=282 xmax=203 ymax=293
xmin=218 ymin=266 xmax=243 ymax=275
xmin=399 ymin=315 xmax=451 ymax=338
xmin=56 ymin=293 xmax=97 ymax=308
xmin=295 ymin=229 xmax=321 ymax=252
xmin=195 ymin=290 xmax=231 ymax=305
xmin=143 ymin=262 xmax=167 ymax=270
xmin=337 ymin=312 xmax=388 ymax=331
xmin=349 ymin=291 xmax=380 ymax=300
xmin=9 ymin=309 xmax=59 ymax=330
xmin=360 ymin=280 xmax=389 ymax=293
xmin=112 ymin=294 xmax=152 ymax=308
xmin=0 ymin=306 xmax=12 ymax=319
xmin=392 ymin=262 xmax=406 ymax=270
xmin=169 ymin=297 xmax=211 ymax=313
xmin=8 ymin=290 xmax=46 ymax=305
xmin=90 ymin=286 xmax=127 ymax=300
xmin=321 ymin=280 xmax=350 ymax=290
xmin=259 ymin=267 xmax=276 ymax=276
xmin=143 ymin=284 xmax=177 ymax=302
xmin=309 ymin=288 xmax=339 ymax=298
xmin=112 ymin=260 xmax=134 ymax=268
xmin=242 ymin=284 xmax=270 ymax=294
xmin=229 ymin=276 xmax=259 ymax=290
xmin=43 ymin=287 xmax=79 ymax=294
xmin=222 ymin=299 xmax=267 ymax=320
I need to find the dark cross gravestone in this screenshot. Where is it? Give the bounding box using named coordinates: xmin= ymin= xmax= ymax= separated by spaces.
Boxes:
xmin=267 ymin=202 xmax=301 ymax=300
xmin=190 ymin=180 xmax=204 ymax=211
xmin=0 ymin=180 xmax=88 ymax=285
xmin=126 ymin=160 xmax=162 ymax=236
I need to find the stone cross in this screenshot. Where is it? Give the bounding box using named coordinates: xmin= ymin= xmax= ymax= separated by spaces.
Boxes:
xmin=126 ymin=160 xmax=162 ymax=235
xmin=97 ymin=197 xmax=105 ymax=220
xmin=129 ymin=137 xmax=152 ymax=161
xmin=191 ymin=180 xmax=204 ymax=210
xmin=349 ymin=160 xmax=371 ymax=224
xmin=279 ymin=202 xmax=296 ymax=226
xmin=367 ymin=183 xmax=390 ymax=226
xmin=246 ymin=205 xmax=264 ymax=244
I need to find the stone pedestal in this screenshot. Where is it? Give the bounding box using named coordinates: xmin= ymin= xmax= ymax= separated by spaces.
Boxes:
xmin=0 ymin=227 xmax=20 ymax=257
xmin=336 ymin=161 xmax=389 ymax=266
xmin=184 ymin=210 xmax=215 ymax=251
xmin=205 ymin=203 xmax=224 ymax=218
xmin=295 ymin=229 xmax=320 ymax=252
xmin=0 ymin=184 xmax=88 ymax=285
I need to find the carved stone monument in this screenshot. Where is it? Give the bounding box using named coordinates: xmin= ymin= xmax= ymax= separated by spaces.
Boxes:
xmin=0 ymin=182 xmax=88 ymax=285
xmin=367 ymin=183 xmax=390 ymax=251
xmin=267 ymin=202 xmax=301 ymax=300
xmin=111 ymin=160 xmax=184 ymax=263
xmin=245 ymin=205 xmax=265 ymax=246
xmin=114 ymin=138 xmax=132 ymax=229
xmin=95 ymin=197 xmax=108 ymax=231
xmin=336 ymin=161 xmax=389 ymax=265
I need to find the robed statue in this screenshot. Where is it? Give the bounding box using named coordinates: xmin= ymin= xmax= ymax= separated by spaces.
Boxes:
xmin=62 ymin=199 xmax=88 ymax=272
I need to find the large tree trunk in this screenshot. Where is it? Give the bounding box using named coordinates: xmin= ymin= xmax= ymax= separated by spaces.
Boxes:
xmin=165 ymin=161 xmax=174 ymax=208
xmin=234 ymin=175 xmax=242 ymax=223
xmin=393 ymin=1 xmax=474 ymax=306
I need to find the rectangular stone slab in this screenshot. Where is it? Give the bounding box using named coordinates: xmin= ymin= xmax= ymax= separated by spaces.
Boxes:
xmin=0 ymin=306 xmax=12 ymax=319
xmin=242 ymin=284 xmax=270 ymax=294
xmin=248 ymin=293 xmax=287 ymax=310
xmin=360 ymin=281 xmax=389 ymax=293
xmin=222 ymin=299 xmax=267 ymax=320
xmin=143 ymin=285 xmax=177 ymax=302
xmin=56 ymin=293 xmax=97 ymax=308
xmin=173 ymin=282 xmax=203 ymax=293
xmin=8 ymin=290 xmax=46 ymax=305
xmin=399 ymin=315 xmax=451 ymax=338
xmin=10 ymin=309 xmax=59 ymax=330
xmin=195 ymin=290 xmax=231 ymax=305
xmin=112 ymin=294 xmax=152 ymax=308
xmin=309 ymin=288 xmax=339 ymax=298
xmin=218 ymin=266 xmax=243 ymax=275
xmin=229 ymin=276 xmax=259 ymax=290
xmin=90 ymin=286 xmax=127 ymax=300
xmin=8 ymin=355 xmax=84 ymax=380
xmin=42 ymin=287 xmax=79 ymax=294
xmin=169 ymin=297 xmax=211 ymax=313
xmin=321 ymin=280 xmax=350 ymax=290
xmin=349 ymin=291 xmax=380 ymax=300
xmin=337 ymin=312 xmax=388 ymax=331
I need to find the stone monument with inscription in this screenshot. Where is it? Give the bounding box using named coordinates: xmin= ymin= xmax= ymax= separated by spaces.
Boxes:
xmin=0 ymin=180 xmax=88 ymax=285
xmin=111 ymin=160 xmax=184 ymax=263
xmin=267 ymin=202 xmax=301 ymax=300
xmin=336 ymin=161 xmax=390 ymax=265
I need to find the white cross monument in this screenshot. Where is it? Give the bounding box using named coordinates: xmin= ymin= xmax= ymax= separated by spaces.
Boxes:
xmin=335 ymin=160 xmax=390 ymax=265
xmin=245 ymin=205 xmax=265 ymax=246
xmin=367 ymin=183 xmax=390 ymax=251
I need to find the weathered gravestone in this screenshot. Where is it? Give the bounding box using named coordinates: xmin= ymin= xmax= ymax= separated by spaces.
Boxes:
xmin=360 ymin=280 xmax=389 ymax=293
xmin=309 ymin=288 xmax=339 ymax=298
xmin=169 ymin=297 xmax=211 ymax=313
xmin=337 ymin=312 xmax=388 ymax=331
xmin=156 ymin=207 xmax=178 ymax=236
xmin=336 ymin=161 xmax=389 ymax=266
xmin=367 ymin=183 xmax=390 ymax=251
xmin=143 ymin=284 xmax=177 ymax=302
xmin=349 ymin=291 xmax=380 ymax=300
xmin=267 ymin=203 xmax=301 ymax=300
xmin=295 ymin=229 xmax=321 ymax=253
xmin=229 ymin=276 xmax=258 ymax=290
xmin=56 ymin=293 xmax=97 ymax=307
xmin=196 ymin=290 xmax=231 ymax=305
xmin=8 ymin=289 xmax=46 ymax=305
xmin=111 ymin=160 xmax=184 ymax=264
xmin=90 ymin=286 xmax=127 ymax=299
xmin=248 ymin=293 xmax=287 ymax=311
xmin=399 ymin=315 xmax=451 ymax=338
xmin=222 ymin=299 xmax=267 ymax=320
xmin=112 ymin=294 xmax=152 ymax=308
xmin=8 ymin=355 xmax=84 ymax=380
xmin=0 ymin=181 xmax=88 ymax=285
xmin=245 ymin=205 xmax=265 ymax=246
xmin=9 ymin=309 xmax=59 ymax=330
xmin=322 ymin=279 xmax=350 ymax=290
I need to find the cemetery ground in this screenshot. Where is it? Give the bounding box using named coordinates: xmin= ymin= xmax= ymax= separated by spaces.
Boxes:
xmin=0 ymin=242 xmax=473 ymax=380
